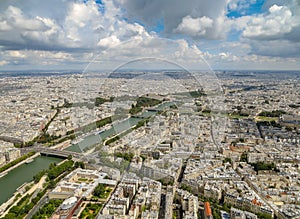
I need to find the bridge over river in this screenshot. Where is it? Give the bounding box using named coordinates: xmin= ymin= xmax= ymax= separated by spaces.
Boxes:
xmin=21 ymin=146 xmax=83 ymax=159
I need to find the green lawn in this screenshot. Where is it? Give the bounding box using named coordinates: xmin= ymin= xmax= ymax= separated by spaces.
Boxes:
xmin=93 ymin=184 xmax=113 ymax=200
xmin=79 ymin=203 xmax=102 ymax=219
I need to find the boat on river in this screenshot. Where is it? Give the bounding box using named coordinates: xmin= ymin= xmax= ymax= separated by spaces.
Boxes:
xmin=25 ymin=159 xmax=34 ymax=164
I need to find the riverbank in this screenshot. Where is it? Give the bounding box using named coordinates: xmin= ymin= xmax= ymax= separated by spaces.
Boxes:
xmin=0 ymin=175 xmax=47 ymax=217
xmin=0 ymin=155 xmax=64 ymax=207
xmin=0 ymin=152 xmax=40 ymax=179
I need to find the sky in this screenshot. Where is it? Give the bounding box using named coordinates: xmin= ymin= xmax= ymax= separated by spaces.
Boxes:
xmin=0 ymin=0 xmax=300 ymax=71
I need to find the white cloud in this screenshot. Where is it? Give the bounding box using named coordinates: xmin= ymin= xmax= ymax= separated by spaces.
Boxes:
xmin=8 ymin=51 xmax=26 ymax=58
xmin=97 ymin=35 xmax=120 ymax=48
xmin=0 ymin=5 xmax=66 ymax=50
xmin=0 ymin=60 xmax=8 ymax=66
xmin=174 ymin=16 xmax=213 ymax=36
xmin=219 ymin=52 xmax=229 ymax=59
xmin=0 ymin=20 xmax=11 ymax=31
xmin=219 ymin=0 xmax=300 ymax=59
xmin=4 ymin=6 xmax=47 ymax=31
xmin=242 ymin=4 xmax=296 ymax=39
xmin=0 ymin=0 xmax=151 ymax=51
xmin=235 ymin=0 xmax=300 ymax=58
xmin=0 ymin=0 xmax=300 ymax=69
xmin=84 ymin=37 xmax=214 ymax=70
xmin=227 ymin=0 xmax=257 ymax=13
xmin=117 ymin=0 xmax=230 ymax=39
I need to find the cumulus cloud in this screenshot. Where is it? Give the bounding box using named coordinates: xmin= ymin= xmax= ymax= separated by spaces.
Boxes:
xmin=1 ymin=0 xmax=210 ymax=69
xmin=3 ymin=6 xmax=46 ymax=31
xmin=81 ymin=37 xmax=216 ymax=71
xmin=174 ymin=16 xmax=213 ymax=36
xmin=117 ymin=0 xmax=230 ymax=39
xmin=242 ymin=4 xmax=296 ymax=39
xmin=237 ymin=0 xmax=300 ymax=57
xmin=0 ymin=5 xmax=71 ymax=50
xmin=0 ymin=0 xmax=300 ymax=69
xmin=97 ymin=35 xmax=121 ymax=48
xmin=0 ymin=0 xmax=151 ymax=52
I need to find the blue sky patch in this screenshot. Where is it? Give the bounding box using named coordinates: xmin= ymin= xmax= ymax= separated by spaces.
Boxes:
xmin=150 ymin=19 xmax=164 ymax=33
xmin=227 ymin=0 xmax=264 ymax=18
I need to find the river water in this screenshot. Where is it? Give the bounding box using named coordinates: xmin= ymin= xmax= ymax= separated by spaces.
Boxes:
xmin=0 ymin=155 xmax=64 ymax=205
xmin=65 ymin=102 xmax=175 ymax=153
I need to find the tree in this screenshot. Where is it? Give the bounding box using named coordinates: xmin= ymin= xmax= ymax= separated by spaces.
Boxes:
xmin=48 ymin=160 xmax=74 ymax=180
xmin=257 ymin=212 xmax=272 ymax=219
xmin=33 ymin=170 xmax=46 ymax=183
xmin=93 ymin=184 xmax=105 ymax=197
xmin=224 ymin=157 xmax=232 ymax=164
xmin=49 ymin=162 xmax=56 ymax=169
xmin=115 ymin=152 xmax=134 ymax=162
xmin=240 ymin=152 xmax=247 ymax=162
xmin=3 ymin=213 xmax=17 ymax=219
xmin=180 ymin=184 xmax=192 ymax=193
xmin=252 ymin=162 xmax=275 ymax=172
xmin=48 ymin=180 xmax=56 ymax=189
xmin=75 ymin=161 xmax=85 ymax=169
xmin=9 ymin=206 xmax=19 ymax=215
